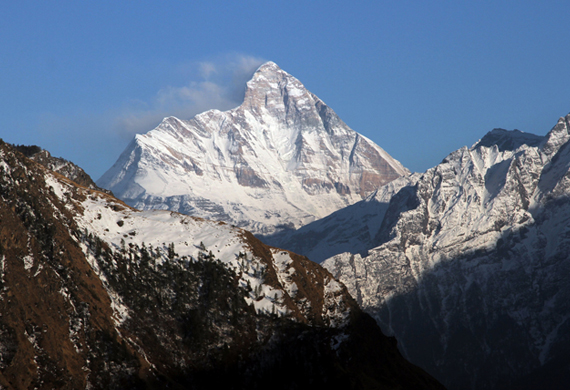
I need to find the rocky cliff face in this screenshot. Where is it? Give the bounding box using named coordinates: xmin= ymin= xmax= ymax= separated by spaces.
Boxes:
xmin=0 ymin=140 xmax=441 ymax=389
xmin=324 ymin=119 xmax=570 ymax=390
xmin=97 ymin=62 xmax=408 ymax=235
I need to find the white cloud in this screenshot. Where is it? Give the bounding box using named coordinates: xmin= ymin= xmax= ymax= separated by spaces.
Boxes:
xmin=114 ymin=54 xmax=266 ymax=138
xmin=199 ymin=62 xmax=217 ymax=79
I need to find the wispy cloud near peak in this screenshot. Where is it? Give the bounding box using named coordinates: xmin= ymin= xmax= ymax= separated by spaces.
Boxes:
xmin=114 ymin=54 xmax=266 ymax=138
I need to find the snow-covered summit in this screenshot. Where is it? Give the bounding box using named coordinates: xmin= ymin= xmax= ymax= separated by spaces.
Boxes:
xmin=97 ymin=62 xmax=408 ymax=235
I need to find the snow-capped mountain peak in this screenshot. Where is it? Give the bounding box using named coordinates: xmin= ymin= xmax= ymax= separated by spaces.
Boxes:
xmin=98 ymin=62 xmax=408 ymax=235
xmin=473 ymin=128 xmax=544 ymax=152
xmin=540 ymin=113 xmax=570 ymax=157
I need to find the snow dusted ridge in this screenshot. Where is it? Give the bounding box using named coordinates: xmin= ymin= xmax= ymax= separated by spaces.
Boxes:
xmin=0 ymin=140 xmax=446 ymax=388
xmin=45 ymin=171 xmax=354 ymax=328
xmin=324 ymin=116 xmax=570 ymax=390
xmin=14 ymin=145 xmax=112 ymax=195
xmin=97 ymin=61 xmax=408 ymax=235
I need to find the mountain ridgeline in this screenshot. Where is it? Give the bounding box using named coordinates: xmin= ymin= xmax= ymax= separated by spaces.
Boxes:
xmin=13 ymin=144 xmax=112 ymax=195
xmin=0 ymin=140 xmax=442 ymax=389
xmin=96 ymin=61 xmax=570 ymax=389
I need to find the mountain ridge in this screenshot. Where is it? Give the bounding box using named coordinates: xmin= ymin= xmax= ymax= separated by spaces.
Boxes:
xmin=12 ymin=144 xmax=112 ymax=195
xmin=322 ymin=116 xmax=570 ymax=389
xmin=262 ymin=173 xmax=421 ymax=262
xmin=0 ymin=139 xmax=443 ymax=389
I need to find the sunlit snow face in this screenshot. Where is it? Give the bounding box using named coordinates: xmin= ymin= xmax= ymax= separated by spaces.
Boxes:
xmin=97 ymin=63 xmax=408 ymax=237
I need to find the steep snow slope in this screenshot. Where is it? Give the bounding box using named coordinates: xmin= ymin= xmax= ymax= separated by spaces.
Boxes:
xmin=98 ymin=62 xmax=408 ymax=235
xmin=69 ymin=187 xmax=352 ymax=326
xmin=324 ymin=118 xmax=570 ymax=390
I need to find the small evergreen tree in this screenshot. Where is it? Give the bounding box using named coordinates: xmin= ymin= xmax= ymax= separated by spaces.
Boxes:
xmin=167 ymin=242 xmax=176 ymax=260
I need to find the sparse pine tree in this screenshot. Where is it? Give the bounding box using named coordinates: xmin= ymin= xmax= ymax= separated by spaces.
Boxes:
xmin=167 ymin=242 xmax=176 ymax=260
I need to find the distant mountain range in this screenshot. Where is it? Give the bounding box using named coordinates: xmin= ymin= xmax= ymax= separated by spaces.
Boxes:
xmin=12 ymin=59 xmax=570 ymax=389
xmin=97 ymin=62 xmax=408 ymax=236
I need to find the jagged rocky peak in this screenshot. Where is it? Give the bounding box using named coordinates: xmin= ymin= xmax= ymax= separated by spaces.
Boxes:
xmin=322 ymin=112 xmax=570 ymax=390
xmin=244 ymin=61 xmax=293 ymax=101
xmin=540 ymin=112 xmax=570 ymax=157
xmin=245 ymin=61 xmax=295 ymax=94
xmin=242 ymin=61 xmax=357 ymax=150
xmin=98 ymin=61 xmax=408 ymax=235
xmin=243 ymin=61 xmax=314 ymax=116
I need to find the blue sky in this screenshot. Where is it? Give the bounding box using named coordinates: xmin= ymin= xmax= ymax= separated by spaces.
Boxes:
xmin=2 ymin=1 xmax=570 ymax=179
